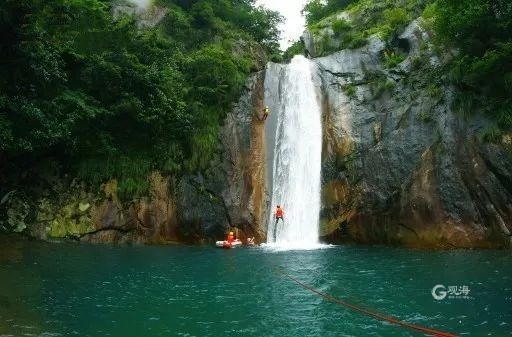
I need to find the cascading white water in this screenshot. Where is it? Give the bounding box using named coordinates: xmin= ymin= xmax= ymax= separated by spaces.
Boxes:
xmin=267 ymin=55 xmax=322 ymax=247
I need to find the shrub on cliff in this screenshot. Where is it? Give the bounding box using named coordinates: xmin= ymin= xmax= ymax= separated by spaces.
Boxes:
xmin=304 ymin=0 xmax=357 ymax=25
xmin=426 ymin=0 xmax=512 ymax=130
xmin=299 ymin=0 xmax=427 ymax=57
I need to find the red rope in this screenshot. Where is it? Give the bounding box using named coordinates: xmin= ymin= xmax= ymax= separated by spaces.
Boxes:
xmin=270 ymin=262 xmax=458 ymax=337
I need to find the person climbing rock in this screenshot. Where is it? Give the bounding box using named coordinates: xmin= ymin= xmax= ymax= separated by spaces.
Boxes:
xmin=262 ymin=106 xmax=270 ymax=121
xmin=273 ymin=205 xmax=284 ymax=241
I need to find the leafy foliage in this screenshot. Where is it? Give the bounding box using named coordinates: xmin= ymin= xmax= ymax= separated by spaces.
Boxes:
xmin=427 ymin=0 xmax=512 ymax=125
xmin=332 ymin=19 xmax=352 ymax=35
xmin=304 ymin=0 xmax=357 ymax=25
xmin=0 ymin=0 xmax=281 ymax=200
xmin=342 ymin=84 xmax=357 ymax=97
xmin=481 ymin=125 xmax=504 ymax=143
xmin=282 ymin=40 xmax=305 ymax=63
xmin=383 ymin=49 xmax=406 ymax=68
xmin=344 ymin=0 xmax=424 ymax=41
xmin=302 ymin=0 xmax=428 ymax=56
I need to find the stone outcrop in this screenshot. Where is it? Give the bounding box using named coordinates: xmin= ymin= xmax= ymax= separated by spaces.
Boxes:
xmin=311 ymin=20 xmax=512 ymax=248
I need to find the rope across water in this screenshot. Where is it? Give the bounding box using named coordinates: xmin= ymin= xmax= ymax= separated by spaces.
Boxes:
xmin=266 ymin=259 xmax=459 ymax=337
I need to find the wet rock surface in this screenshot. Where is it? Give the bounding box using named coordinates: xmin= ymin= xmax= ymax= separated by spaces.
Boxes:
xmin=314 ymin=21 xmax=512 ymax=248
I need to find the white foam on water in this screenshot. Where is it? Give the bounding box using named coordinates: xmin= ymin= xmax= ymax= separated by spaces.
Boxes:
xmin=260 ymin=242 xmax=333 ymax=252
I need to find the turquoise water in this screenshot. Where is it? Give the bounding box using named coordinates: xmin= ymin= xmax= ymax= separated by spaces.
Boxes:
xmin=1 ymin=240 xmax=511 ymax=337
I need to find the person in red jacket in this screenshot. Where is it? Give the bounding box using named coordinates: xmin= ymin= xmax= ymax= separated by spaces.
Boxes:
xmin=226 ymin=231 xmax=234 ymax=243
xmin=273 ymin=205 xmax=284 ymax=241
xmin=275 ymin=205 xmax=284 ymax=223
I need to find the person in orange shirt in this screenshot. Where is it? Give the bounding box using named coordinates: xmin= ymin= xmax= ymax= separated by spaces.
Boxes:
xmin=273 ymin=205 xmax=284 ymax=241
xmin=226 ymin=231 xmax=234 ymax=243
xmin=275 ymin=205 xmax=284 ymax=222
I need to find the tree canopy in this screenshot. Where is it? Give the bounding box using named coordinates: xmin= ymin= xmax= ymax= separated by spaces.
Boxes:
xmin=427 ymin=0 xmax=512 ymax=127
xmin=0 ymin=0 xmax=281 ymax=199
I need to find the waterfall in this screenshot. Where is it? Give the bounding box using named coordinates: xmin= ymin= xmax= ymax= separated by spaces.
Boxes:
xmin=266 ymin=55 xmax=322 ymax=247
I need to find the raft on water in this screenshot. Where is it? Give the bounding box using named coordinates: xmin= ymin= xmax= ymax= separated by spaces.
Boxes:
xmin=215 ymin=240 xmax=243 ymax=249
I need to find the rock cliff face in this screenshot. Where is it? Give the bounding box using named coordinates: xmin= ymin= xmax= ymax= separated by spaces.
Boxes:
xmin=310 ymin=21 xmax=512 ymax=248
xmin=176 ymin=70 xmax=269 ymax=244
xmin=4 ymin=69 xmax=268 ymax=245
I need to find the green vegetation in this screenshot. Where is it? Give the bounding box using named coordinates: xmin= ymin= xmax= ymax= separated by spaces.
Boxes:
xmin=418 ymin=110 xmax=433 ymax=123
xmin=425 ymin=0 xmax=512 ymax=130
xmin=345 ymin=34 xmax=368 ymax=49
xmin=332 ymin=19 xmax=351 ymax=35
xmin=497 ymin=107 xmax=512 ymax=129
xmin=295 ymin=18 xmax=367 ymax=57
xmin=282 ymin=40 xmax=305 ymax=63
xmin=426 ymin=83 xmax=444 ymax=102
xmin=303 ymin=0 xmax=357 ymax=25
xmin=301 ymin=0 xmax=428 ymax=56
xmin=383 ymin=49 xmax=406 ymax=68
xmin=0 ymin=0 xmax=281 ymax=200
xmin=346 ymin=2 xmax=408 ymax=41
xmin=410 ymin=56 xmax=423 ymax=70
xmin=481 ymin=125 xmax=504 ymax=144
xmin=342 ymin=84 xmax=357 ymax=97
xmin=380 ymin=7 xmax=410 ymax=40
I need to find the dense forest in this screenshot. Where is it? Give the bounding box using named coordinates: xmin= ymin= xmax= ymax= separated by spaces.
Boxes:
xmin=0 ymin=0 xmax=281 ymax=201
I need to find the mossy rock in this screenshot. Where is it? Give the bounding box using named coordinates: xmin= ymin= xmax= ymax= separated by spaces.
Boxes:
xmin=47 ymin=202 xmax=94 ymax=238
xmin=5 ymin=199 xmax=29 ymax=233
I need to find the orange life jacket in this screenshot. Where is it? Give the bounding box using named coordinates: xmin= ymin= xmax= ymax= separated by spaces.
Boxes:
xmin=276 ymin=208 xmax=283 ymax=218
xmin=227 ymin=234 xmax=234 ymax=243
